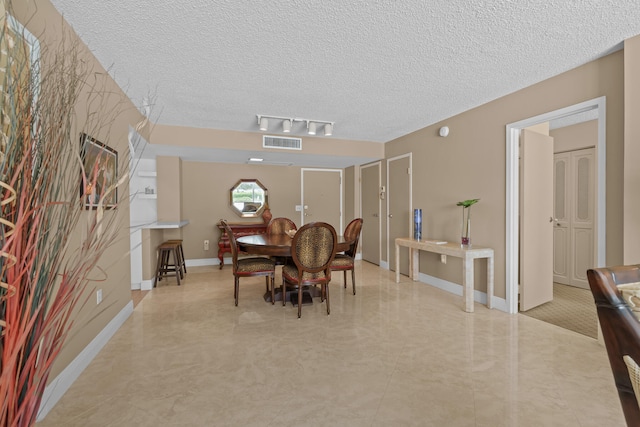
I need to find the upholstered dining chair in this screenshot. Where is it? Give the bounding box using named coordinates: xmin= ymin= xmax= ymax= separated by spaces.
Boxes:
xmin=221 ymin=220 xmax=276 ymax=306
xmin=330 ymin=218 xmax=363 ymax=295
xmin=282 ymin=222 xmax=337 ymax=318
xmin=267 ymin=217 xmax=298 ymax=266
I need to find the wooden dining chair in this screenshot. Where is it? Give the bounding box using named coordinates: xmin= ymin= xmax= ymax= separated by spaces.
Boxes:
xmin=266 ymin=217 xmax=297 ymax=266
xmin=282 ymin=222 xmax=337 ymax=318
xmin=330 ymin=218 xmax=363 ymax=295
xmin=221 ymin=220 xmax=276 ymax=306
xmin=587 ymin=265 xmax=640 ymax=426
xmin=266 ymin=217 xmax=297 ymax=235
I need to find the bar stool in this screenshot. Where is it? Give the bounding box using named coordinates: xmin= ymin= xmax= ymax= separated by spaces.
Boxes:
xmin=165 ymin=239 xmax=186 ymax=276
xmin=154 ymin=241 xmax=182 ymax=286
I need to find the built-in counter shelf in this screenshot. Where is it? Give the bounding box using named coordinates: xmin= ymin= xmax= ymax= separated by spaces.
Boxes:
xmin=131 ymin=220 xmax=190 ymax=230
xmin=137 ymin=193 xmax=157 ymax=199
xmin=147 ymin=220 xmax=190 ymax=229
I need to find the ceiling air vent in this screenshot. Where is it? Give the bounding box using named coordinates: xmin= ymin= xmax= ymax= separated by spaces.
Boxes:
xmin=263 ymin=135 xmax=302 ymax=150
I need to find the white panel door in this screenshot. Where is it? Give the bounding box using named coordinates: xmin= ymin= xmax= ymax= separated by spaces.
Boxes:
xmin=553 ymin=153 xmax=570 ymax=284
xmin=520 ymin=129 xmax=554 ymax=311
xmin=552 ymin=148 xmax=595 ymax=289
xmin=570 ymin=148 xmax=595 ymax=288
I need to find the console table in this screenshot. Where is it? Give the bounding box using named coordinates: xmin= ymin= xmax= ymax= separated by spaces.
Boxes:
xmin=216 ymin=221 xmax=267 ymax=269
xmin=395 ymin=237 xmax=494 ymax=313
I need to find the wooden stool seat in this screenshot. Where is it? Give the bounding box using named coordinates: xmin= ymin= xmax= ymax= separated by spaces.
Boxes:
xmin=155 ymin=241 xmax=183 ymax=286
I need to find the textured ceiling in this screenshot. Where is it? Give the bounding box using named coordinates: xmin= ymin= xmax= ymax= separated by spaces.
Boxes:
xmin=48 ymin=0 xmax=640 ymax=162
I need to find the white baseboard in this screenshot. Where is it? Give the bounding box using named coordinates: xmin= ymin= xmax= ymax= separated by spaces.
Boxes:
xmin=36 ymin=301 xmax=134 ymax=421
xmin=186 ymin=258 xmax=218 ymax=267
xmin=140 ymin=279 xmax=154 ymax=291
xmin=417 ymin=272 xmax=508 ymax=312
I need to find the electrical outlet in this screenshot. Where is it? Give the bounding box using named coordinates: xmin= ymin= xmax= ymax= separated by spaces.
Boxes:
xmin=96 ymin=289 xmax=103 ymax=305
xmin=440 ymin=254 xmax=447 ymax=264
xmin=204 ymin=239 xmax=210 ymax=251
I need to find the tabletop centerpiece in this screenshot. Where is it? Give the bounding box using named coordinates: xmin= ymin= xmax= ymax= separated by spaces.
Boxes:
xmin=456 ymin=198 xmax=480 ymax=247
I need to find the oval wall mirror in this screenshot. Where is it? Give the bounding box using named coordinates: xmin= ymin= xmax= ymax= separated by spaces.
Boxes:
xmin=229 ymin=179 xmax=268 ymax=218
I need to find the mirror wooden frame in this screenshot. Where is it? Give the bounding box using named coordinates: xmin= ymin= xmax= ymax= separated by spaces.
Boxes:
xmin=229 ymin=179 xmax=268 ymax=218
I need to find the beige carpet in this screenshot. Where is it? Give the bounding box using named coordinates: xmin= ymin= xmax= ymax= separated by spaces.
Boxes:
xmin=521 ymin=283 xmax=598 ymax=339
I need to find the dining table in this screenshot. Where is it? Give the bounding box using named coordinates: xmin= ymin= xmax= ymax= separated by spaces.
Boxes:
xmin=236 ymin=233 xmax=353 ymax=256
xmin=236 ymin=233 xmax=354 ymax=304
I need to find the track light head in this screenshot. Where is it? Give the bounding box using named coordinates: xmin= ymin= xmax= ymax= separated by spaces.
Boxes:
xmin=282 ymin=119 xmax=291 ymax=133
xmin=324 ymin=123 xmax=333 ymax=136
xmin=259 ymin=116 xmax=268 ymax=131
xmin=307 ymin=121 xmax=316 ymax=135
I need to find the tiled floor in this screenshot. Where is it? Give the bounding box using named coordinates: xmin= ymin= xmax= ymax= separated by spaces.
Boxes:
xmin=131 ymin=289 xmax=150 ymax=308
xmin=37 ymin=262 xmax=625 ymax=426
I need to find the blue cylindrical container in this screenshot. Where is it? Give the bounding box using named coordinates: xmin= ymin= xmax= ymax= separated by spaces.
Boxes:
xmin=414 ymin=208 xmax=422 ymax=240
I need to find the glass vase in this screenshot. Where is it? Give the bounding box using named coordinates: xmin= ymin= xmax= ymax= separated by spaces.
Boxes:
xmin=414 ymin=208 xmax=422 ymax=240
xmin=461 ymin=211 xmax=471 ymax=247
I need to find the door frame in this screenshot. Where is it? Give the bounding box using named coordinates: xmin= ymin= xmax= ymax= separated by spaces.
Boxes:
xmin=505 ymin=96 xmax=606 ymax=314
xmin=360 ymin=161 xmax=382 ymax=264
xmin=386 ymin=153 xmax=412 ymax=269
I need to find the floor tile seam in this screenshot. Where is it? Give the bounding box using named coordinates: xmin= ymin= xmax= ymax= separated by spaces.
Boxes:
xmin=370 ymin=339 xmax=412 ymax=423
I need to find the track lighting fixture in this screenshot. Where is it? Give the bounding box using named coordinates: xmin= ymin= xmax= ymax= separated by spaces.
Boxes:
xmin=256 ymin=114 xmax=335 ymax=137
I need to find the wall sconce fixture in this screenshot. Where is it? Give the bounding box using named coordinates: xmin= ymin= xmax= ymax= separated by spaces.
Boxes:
xmin=256 ymin=114 xmax=335 ymax=137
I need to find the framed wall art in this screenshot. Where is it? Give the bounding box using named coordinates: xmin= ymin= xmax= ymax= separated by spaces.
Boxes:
xmin=80 ymin=133 xmax=117 ymax=209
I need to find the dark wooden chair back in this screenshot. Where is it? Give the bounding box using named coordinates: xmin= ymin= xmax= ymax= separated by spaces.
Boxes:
xmin=266 ymin=217 xmax=297 ymax=235
xmin=343 ymin=218 xmax=363 ymax=257
xmin=587 ymin=265 xmax=640 ymax=426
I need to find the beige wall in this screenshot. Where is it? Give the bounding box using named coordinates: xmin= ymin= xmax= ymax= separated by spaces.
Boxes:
xmin=157 ymin=156 xmax=183 ymax=222
xmin=176 ymin=161 xmax=361 ymax=264
xmin=12 ymin=0 xmax=142 ymax=379
xmin=385 ymin=50 xmax=624 ymax=299
xmin=180 ymin=162 xmax=304 ymax=260
xmin=550 ymin=120 xmax=598 ymax=153
xmin=624 ymin=35 xmax=640 ymax=264
xmin=344 ymin=166 xmax=355 ymax=223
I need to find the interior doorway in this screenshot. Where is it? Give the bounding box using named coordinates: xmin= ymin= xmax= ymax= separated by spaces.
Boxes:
xmin=505 ymin=97 xmax=606 ymax=314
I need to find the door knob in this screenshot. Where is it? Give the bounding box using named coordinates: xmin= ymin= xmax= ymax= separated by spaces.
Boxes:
xmin=389 ymin=214 xmax=393 ymax=218
xmin=549 ymin=217 xmax=553 ymax=222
